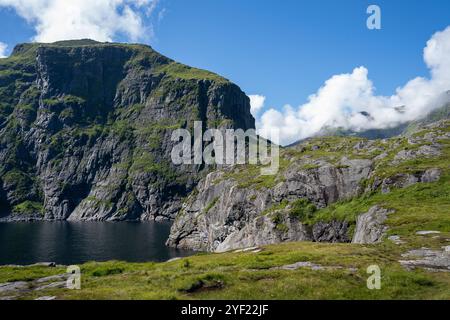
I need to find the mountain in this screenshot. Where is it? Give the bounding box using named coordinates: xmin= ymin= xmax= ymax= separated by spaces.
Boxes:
xmin=403 ymin=102 xmax=450 ymax=135
xmin=287 ymin=102 xmax=450 ymax=147
xmin=0 ymin=40 xmax=254 ymax=221
xmin=168 ymin=119 xmax=449 ymax=252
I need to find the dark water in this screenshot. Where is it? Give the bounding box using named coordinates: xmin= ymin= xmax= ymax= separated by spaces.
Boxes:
xmin=0 ymin=221 xmax=194 ymax=265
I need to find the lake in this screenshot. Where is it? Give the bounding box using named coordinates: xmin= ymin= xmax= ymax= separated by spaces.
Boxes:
xmin=0 ymin=221 xmax=195 ymax=265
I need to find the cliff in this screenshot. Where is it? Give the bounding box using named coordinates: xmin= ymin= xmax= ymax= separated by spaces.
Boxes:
xmin=168 ymin=119 xmax=449 ymax=252
xmin=0 ymin=40 xmax=254 ymax=221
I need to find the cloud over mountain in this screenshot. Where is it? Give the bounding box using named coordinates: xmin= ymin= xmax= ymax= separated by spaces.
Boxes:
xmin=257 ymin=26 xmax=450 ymax=145
xmin=249 ymin=94 xmax=266 ymax=116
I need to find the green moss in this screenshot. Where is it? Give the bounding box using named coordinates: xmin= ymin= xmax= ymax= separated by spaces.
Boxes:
xmin=262 ymin=200 xmax=289 ymax=216
xmin=208 ymin=118 xmax=234 ymax=128
xmin=129 ymin=151 xmax=176 ymax=182
xmin=275 ymin=223 xmax=289 ymax=233
xmin=110 ymin=120 xmax=134 ymax=141
xmin=1 ymin=170 xmax=33 ymax=202
xmin=113 ymin=160 xmax=132 ymax=171
xmin=60 ymin=107 xmax=75 ymax=119
xmin=204 ymin=197 xmax=219 ymax=214
xmin=84 ymin=196 xmax=114 ymax=210
xmin=270 ymin=211 xmax=284 ymax=225
xmin=12 ymin=201 xmax=43 ymax=215
xmin=63 ymin=95 xmax=85 ymax=105
xmin=289 ymin=198 xmax=317 ymax=221
xmin=302 ymin=163 xmax=320 ymax=170
xmin=42 ymin=98 xmax=60 ymax=107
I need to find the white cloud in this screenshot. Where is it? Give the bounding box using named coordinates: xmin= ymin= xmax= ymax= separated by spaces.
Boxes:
xmin=158 ymin=7 xmax=166 ymax=23
xmin=0 ymin=42 xmax=7 ymax=58
xmin=248 ymin=94 xmax=266 ymax=116
xmin=257 ymin=26 xmax=450 ymax=146
xmin=0 ymin=0 xmax=160 ymax=43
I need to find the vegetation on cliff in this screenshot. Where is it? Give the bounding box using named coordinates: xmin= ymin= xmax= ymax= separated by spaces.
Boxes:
xmin=0 ymin=40 xmax=254 ymax=221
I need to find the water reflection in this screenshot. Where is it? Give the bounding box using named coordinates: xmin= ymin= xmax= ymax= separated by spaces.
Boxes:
xmin=0 ymin=221 xmax=194 ymax=265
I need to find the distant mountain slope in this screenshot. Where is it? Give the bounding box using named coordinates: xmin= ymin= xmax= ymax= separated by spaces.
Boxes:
xmin=287 ymin=101 xmax=450 ymax=147
xmin=0 ymin=40 xmax=254 ymax=221
xmin=403 ymin=103 xmax=450 ymax=135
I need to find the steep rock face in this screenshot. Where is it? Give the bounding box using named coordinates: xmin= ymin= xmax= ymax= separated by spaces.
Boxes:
xmin=168 ymin=120 xmax=449 ymax=252
xmin=167 ymin=158 xmax=372 ymax=252
xmin=352 ymin=206 xmax=393 ymax=244
xmin=0 ymin=40 xmax=254 ymax=221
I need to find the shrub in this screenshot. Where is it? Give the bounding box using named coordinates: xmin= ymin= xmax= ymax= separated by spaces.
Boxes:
xmin=12 ymin=201 xmax=43 ymax=215
xmin=271 ymin=211 xmax=284 ymax=225
xmin=289 ymin=198 xmax=317 ymax=221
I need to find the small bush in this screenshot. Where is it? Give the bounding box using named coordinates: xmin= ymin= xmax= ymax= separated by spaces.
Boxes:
xmin=289 ymin=198 xmax=317 ymax=221
xmin=12 ymin=201 xmax=43 ymax=216
xmin=183 ymin=259 xmax=191 ymax=269
xmin=271 ymin=212 xmax=284 ymax=225
xmin=275 ymin=223 xmax=289 ymax=233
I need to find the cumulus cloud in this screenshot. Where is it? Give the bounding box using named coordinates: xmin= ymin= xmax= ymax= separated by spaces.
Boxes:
xmin=248 ymin=94 xmax=266 ymax=116
xmin=0 ymin=0 xmax=160 ymax=43
xmin=257 ymin=26 xmax=450 ymax=146
xmin=0 ymin=42 xmax=7 ymax=58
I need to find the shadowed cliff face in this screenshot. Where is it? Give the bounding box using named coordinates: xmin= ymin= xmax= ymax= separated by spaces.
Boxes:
xmin=0 ymin=40 xmax=255 ymax=221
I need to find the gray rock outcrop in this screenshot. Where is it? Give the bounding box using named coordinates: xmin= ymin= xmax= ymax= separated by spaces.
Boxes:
xmin=399 ymin=247 xmax=450 ymax=272
xmin=168 ymin=117 xmax=448 ymax=251
xmin=167 ymin=158 xmax=373 ymax=252
xmin=352 ymin=206 xmax=394 ymax=244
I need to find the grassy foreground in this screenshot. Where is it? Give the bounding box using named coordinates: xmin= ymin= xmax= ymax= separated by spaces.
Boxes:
xmin=0 ymin=227 xmax=448 ymax=300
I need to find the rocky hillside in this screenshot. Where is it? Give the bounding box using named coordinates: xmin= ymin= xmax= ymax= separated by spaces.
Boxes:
xmin=168 ymin=119 xmax=450 ymax=252
xmin=0 ymin=40 xmax=254 ymax=221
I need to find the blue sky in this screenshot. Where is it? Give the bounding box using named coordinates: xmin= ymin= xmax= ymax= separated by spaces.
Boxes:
xmin=0 ymin=0 xmax=449 ymax=144
xmin=154 ymin=0 xmax=450 ymax=108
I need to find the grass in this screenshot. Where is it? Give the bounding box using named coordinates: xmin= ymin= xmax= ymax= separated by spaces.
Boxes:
xmin=301 ymin=173 xmax=450 ymax=239
xmin=289 ymin=198 xmax=317 ymax=221
xmin=130 ymin=152 xmax=170 ymax=176
xmin=12 ymin=201 xmax=44 ymax=216
xmin=155 ymin=62 xmax=229 ymax=84
xmin=204 ymin=197 xmax=220 ymax=214
xmin=83 ymin=196 xmax=114 ymax=211
xmin=1 ymin=238 xmax=449 ymax=300
xmin=262 ymin=200 xmax=289 ymax=216
xmin=221 ymin=155 xmax=289 ymax=190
